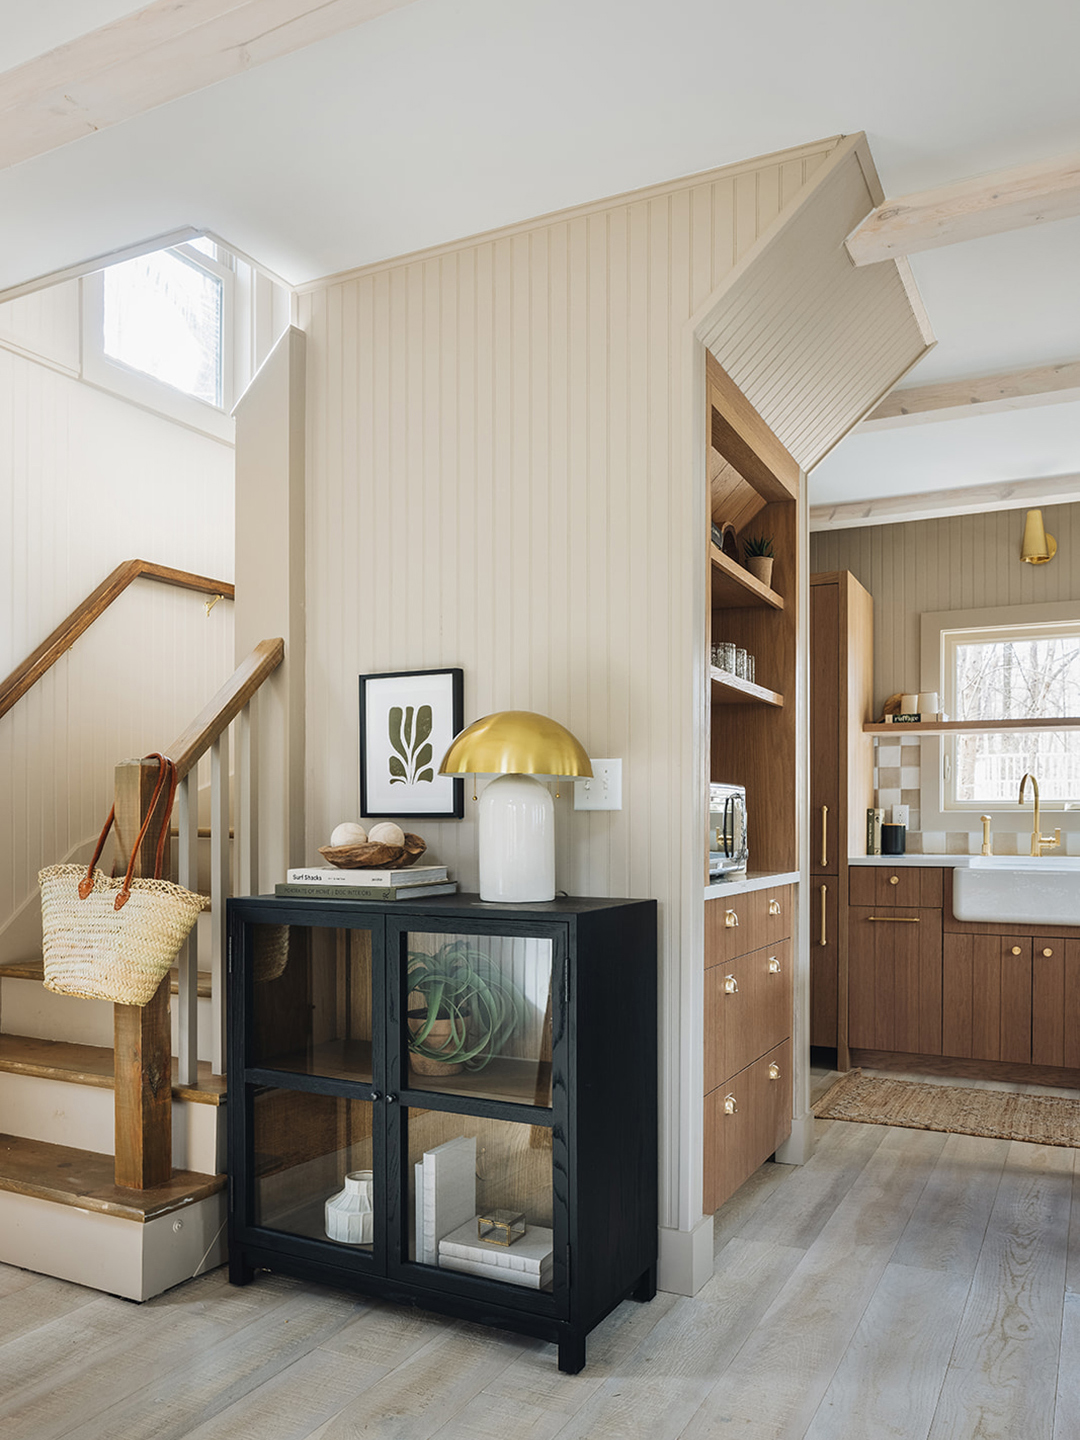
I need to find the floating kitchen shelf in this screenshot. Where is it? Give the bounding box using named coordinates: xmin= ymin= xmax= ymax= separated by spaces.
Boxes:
xmin=710 ymin=544 xmax=784 ymax=611
xmin=864 ymin=716 xmax=1080 ymax=735
xmin=710 ymin=667 xmax=784 ymax=707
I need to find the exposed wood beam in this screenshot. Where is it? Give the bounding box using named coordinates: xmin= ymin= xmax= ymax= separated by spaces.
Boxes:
xmin=809 ymin=473 xmax=1080 ymax=532
xmin=861 ymin=360 xmax=1080 ymax=430
xmin=0 ymin=0 xmax=420 ymax=172
xmin=845 ymin=151 xmax=1080 ymax=265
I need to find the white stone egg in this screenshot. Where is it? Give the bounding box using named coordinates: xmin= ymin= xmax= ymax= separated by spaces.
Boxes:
xmin=366 ymin=822 xmax=405 ymax=847
xmin=330 ymin=822 xmax=368 ymax=847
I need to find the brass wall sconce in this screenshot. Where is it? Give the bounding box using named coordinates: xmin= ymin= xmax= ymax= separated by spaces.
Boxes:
xmin=1020 ymin=509 xmax=1056 ymax=565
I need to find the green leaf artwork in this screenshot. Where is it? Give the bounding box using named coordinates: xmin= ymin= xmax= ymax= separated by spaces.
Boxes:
xmin=387 ymin=703 xmax=436 ymax=786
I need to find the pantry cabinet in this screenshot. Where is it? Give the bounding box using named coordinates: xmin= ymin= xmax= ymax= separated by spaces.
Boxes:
xmin=226 ymin=892 xmax=657 ymax=1373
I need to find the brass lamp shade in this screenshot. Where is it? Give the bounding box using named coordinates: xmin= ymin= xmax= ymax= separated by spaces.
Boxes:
xmin=439 ymin=710 xmax=593 ymax=778
xmin=1021 ymin=509 xmax=1057 ymax=565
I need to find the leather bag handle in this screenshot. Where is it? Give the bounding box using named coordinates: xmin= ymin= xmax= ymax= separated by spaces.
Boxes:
xmin=78 ymin=753 xmax=179 ymax=909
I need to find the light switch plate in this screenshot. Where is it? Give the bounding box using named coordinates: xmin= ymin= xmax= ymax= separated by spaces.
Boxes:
xmin=574 ymin=759 xmax=622 ymax=811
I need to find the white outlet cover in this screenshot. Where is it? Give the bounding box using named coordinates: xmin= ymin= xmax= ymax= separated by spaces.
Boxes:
xmin=574 ymin=759 xmax=622 ymax=811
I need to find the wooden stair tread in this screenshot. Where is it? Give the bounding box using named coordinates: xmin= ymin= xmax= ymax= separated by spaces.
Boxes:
xmin=0 ymin=1132 xmax=224 ymax=1220
xmin=0 ymin=958 xmax=213 ymax=997
xmin=0 ymin=1033 xmax=226 ymax=1104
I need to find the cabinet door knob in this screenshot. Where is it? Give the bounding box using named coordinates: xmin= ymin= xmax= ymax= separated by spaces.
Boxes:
xmin=725 ymin=909 xmax=739 ymax=928
xmin=768 ymin=899 xmax=782 ymax=916
xmin=768 ymin=1062 xmax=781 ymax=1081
xmin=1011 ymin=946 xmax=1022 ymax=956
xmin=768 ymin=956 xmax=781 ymax=974
xmin=889 ymin=875 xmax=900 ymax=886
xmin=1043 ymin=948 xmax=1054 ymax=958
xmin=386 ymin=1093 xmax=398 ymax=1103
xmin=370 ymin=1091 xmax=381 ymax=1102
xmin=723 ymin=1094 xmax=738 ymax=1115
xmin=724 ymin=974 xmax=739 ymax=994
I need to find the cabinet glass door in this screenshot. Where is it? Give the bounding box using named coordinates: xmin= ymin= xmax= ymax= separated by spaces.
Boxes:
xmin=398 ymin=929 xmax=556 ymax=1108
xmin=404 ymin=1108 xmax=555 ymax=1294
xmin=250 ymin=923 xmax=376 ymax=1085
xmin=251 ymin=1087 xmax=378 ymax=1252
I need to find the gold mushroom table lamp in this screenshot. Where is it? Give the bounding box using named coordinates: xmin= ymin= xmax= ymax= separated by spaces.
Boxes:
xmin=439 ymin=710 xmax=592 ymax=903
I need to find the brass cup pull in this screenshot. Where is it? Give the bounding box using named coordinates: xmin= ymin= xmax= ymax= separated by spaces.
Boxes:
xmin=1043 ymin=948 xmax=1054 ymax=957
xmin=724 ymin=974 xmax=739 ymax=994
xmin=768 ymin=898 xmax=781 ymax=916
xmin=725 ymin=909 xmax=739 ymax=929
xmin=723 ymin=1094 xmax=738 ymax=1115
xmin=889 ymin=875 xmax=900 ymax=886
xmin=768 ymin=956 xmax=781 ymax=974
xmin=767 ymin=1062 xmax=781 ymax=1081
xmin=1011 ymin=946 xmax=1022 ymax=956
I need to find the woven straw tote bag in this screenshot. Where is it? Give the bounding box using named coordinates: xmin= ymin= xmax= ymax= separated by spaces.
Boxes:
xmin=39 ymin=753 xmax=209 ymax=1006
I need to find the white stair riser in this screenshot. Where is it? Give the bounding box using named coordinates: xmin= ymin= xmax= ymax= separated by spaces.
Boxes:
xmin=0 ymin=1187 xmax=227 ymax=1301
xmin=0 ymin=977 xmax=214 ymax=1060
xmin=0 ymin=1070 xmax=225 ymax=1172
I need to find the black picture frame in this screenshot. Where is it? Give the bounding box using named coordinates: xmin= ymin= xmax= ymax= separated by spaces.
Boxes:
xmin=358 ymin=667 xmax=465 ymax=819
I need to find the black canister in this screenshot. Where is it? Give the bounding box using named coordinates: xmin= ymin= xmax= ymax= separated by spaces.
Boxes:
xmin=881 ymin=823 xmax=906 ymax=855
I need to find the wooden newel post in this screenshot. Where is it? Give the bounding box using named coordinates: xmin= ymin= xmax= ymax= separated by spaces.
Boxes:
xmin=113 ymin=757 xmax=173 ymax=1189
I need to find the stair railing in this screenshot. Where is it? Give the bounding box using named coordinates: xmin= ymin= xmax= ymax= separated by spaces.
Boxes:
xmin=113 ymin=637 xmax=284 ymax=1189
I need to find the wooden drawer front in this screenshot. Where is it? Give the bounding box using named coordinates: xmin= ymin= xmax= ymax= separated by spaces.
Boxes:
xmin=942 ymin=934 xmax=1032 ymax=1063
xmin=849 ymin=867 xmax=943 ymax=909
xmin=703 ymin=1040 xmax=793 ymax=1214
xmin=848 ymin=906 xmax=943 ymax=1055
xmin=706 ymin=887 xmax=792 ymax=968
xmin=704 ymin=939 xmax=792 ymax=1092
xmin=1032 ymin=939 xmax=1080 ymax=1069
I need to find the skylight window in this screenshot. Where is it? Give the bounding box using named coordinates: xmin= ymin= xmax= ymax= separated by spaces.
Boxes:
xmin=103 ymin=249 xmax=223 ymax=407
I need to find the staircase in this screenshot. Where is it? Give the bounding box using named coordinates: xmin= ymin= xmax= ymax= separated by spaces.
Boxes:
xmin=0 ymin=572 xmax=284 ymax=1300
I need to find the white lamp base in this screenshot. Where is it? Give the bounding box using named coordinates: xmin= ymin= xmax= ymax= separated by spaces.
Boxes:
xmin=478 ymin=774 xmax=555 ymax=902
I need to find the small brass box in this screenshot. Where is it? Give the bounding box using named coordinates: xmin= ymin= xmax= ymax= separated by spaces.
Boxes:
xmin=477 ymin=1209 xmax=526 ymax=1246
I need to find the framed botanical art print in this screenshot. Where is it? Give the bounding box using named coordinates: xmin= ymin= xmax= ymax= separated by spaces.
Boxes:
xmin=358 ymin=668 xmax=465 ymax=818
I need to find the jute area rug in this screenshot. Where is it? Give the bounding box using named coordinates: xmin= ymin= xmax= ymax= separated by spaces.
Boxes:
xmin=813 ymin=1069 xmax=1080 ymax=1149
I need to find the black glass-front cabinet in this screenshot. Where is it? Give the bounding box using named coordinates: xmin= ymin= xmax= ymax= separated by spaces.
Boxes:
xmin=226 ymin=893 xmax=657 ymax=1372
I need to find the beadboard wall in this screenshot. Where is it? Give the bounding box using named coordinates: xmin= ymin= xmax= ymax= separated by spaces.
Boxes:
xmin=0 ymin=280 xmax=236 ymax=962
xmin=810 ymin=501 xmax=1080 ymax=854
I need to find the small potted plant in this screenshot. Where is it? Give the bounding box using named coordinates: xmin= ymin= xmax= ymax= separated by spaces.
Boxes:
xmin=743 ymin=535 xmax=775 ymax=588
xmin=406 ymin=939 xmax=525 ymax=1075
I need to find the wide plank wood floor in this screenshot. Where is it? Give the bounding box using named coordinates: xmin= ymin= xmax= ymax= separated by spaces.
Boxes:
xmin=1 ymin=1112 xmax=1077 ymax=1439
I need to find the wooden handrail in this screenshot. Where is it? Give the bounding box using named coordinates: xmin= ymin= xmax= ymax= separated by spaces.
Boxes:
xmin=0 ymin=559 xmax=235 ymax=721
xmin=168 ymin=638 xmax=285 ymax=779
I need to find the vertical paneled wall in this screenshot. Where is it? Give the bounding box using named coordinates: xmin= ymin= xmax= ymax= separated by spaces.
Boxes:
xmin=0 ymin=290 xmax=235 ymax=960
xmin=296 ymin=140 xmax=838 ymax=1236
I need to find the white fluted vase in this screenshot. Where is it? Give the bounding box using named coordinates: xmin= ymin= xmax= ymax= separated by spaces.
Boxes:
xmin=325 ymin=1169 xmax=375 ymax=1246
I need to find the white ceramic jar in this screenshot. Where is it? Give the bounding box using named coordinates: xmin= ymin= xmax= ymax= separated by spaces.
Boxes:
xmin=325 ymin=1169 xmax=375 ymax=1245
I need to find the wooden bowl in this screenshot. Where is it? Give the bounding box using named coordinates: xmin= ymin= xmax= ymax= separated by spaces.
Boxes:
xmin=318 ymin=834 xmax=427 ymax=869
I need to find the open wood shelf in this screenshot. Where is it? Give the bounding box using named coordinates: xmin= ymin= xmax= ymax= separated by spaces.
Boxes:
xmin=710 ymin=667 xmax=784 ymax=707
xmin=864 ymin=716 xmax=1080 ymax=735
xmin=710 ymin=545 xmax=784 ymax=610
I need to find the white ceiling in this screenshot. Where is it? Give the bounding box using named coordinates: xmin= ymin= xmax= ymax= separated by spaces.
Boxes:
xmin=3 ymin=0 xmax=1079 ymax=510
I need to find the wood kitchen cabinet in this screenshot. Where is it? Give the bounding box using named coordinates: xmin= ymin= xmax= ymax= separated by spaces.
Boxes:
xmin=848 ymin=905 xmax=943 ymax=1055
xmin=942 ymin=933 xmax=1033 ymax=1063
xmin=811 ymin=879 xmax=840 ymax=1048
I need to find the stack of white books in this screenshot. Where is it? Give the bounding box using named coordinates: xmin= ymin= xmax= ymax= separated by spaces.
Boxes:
xmin=413 ymin=1136 xmax=476 ymax=1267
xmin=438 ymin=1218 xmax=554 ymax=1290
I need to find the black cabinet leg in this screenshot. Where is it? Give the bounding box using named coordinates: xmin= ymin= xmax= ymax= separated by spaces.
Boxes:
xmin=229 ymin=1251 xmax=255 ymax=1287
xmin=558 ymin=1331 xmax=587 ymax=1374
xmin=631 ymin=1263 xmax=657 ymax=1302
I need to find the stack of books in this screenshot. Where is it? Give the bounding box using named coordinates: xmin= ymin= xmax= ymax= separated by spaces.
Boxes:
xmin=275 ymin=864 xmax=456 ymax=900
xmin=414 ymin=1136 xmax=476 ymax=1266
xmin=438 ymin=1218 xmax=553 ymax=1290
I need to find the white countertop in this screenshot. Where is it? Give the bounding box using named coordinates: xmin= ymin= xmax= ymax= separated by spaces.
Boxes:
xmin=705 ymin=869 xmax=800 ymax=898
xmin=850 ymin=855 xmax=973 ymax=867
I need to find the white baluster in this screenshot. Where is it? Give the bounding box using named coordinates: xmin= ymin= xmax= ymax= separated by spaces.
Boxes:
xmin=176 ymin=771 xmax=199 ymax=1086
xmin=210 ymin=731 xmax=230 ymax=1075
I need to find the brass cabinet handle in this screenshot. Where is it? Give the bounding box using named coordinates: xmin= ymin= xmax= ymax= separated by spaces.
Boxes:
xmin=1043 ymin=947 xmax=1054 ymax=957
xmin=820 ymin=885 xmax=827 ymax=946
xmin=868 ymin=915 xmax=920 ymax=922
xmin=723 ymin=1094 xmax=738 ymax=1115
xmin=724 ymin=974 xmax=739 ymax=994
xmin=768 ymin=1062 xmax=781 ymax=1081
xmin=889 ymin=875 xmax=900 ymax=886
xmin=768 ymin=955 xmax=781 ymax=974
xmin=821 ymin=805 xmax=829 ymax=867
xmin=725 ymin=909 xmax=739 ymax=929
xmin=768 ymin=898 xmax=781 ymax=916
xmin=1011 ymin=946 xmax=1022 ymax=956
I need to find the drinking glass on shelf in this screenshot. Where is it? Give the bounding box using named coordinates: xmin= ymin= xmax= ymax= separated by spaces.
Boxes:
xmin=735 ymin=648 xmax=748 ymax=679
xmin=747 ymin=654 xmax=756 ymax=684
xmin=717 ymin=642 xmax=736 ymax=672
